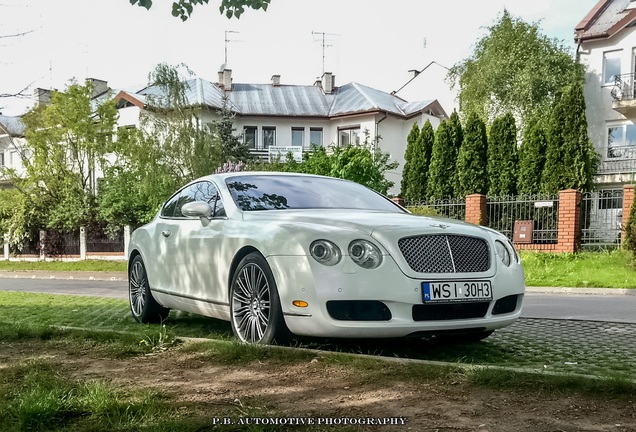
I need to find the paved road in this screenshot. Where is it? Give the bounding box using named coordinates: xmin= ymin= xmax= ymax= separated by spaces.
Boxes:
xmin=0 ymin=277 xmax=634 ymax=323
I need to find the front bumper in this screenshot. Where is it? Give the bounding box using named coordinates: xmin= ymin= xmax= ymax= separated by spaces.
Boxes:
xmin=267 ymin=254 xmax=525 ymax=338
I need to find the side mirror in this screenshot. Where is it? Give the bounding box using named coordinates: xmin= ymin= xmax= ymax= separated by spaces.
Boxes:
xmin=181 ymin=201 xmax=213 ymax=226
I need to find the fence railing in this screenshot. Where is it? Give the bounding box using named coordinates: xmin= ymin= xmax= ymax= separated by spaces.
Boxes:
xmin=486 ymin=194 xmax=560 ymax=244
xmin=399 ymin=185 xmax=633 ymax=253
xmin=4 ymin=226 xmax=129 ymax=260
xmin=580 ymin=190 xmax=623 ymax=248
xmin=404 ymin=197 xmax=466 ymax=221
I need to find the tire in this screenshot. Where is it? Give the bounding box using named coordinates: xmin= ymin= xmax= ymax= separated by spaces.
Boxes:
xmin=439 ymin=330 xmax=494 ymax=344
xmin=229 ymin=252 xmax=291 ymax=344
xmin=129 ymin=254 xmax=170 ymax=324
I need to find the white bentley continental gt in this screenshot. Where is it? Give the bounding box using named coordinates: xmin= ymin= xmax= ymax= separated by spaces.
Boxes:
xmin=128 ymin=172 xmax=525 ymax=344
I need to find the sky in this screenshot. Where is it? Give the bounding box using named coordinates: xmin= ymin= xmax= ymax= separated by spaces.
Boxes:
xmin=0 ymin=0 xmax=599 ymax=117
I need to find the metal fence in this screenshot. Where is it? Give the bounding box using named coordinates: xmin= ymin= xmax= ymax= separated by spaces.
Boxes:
xmin=404 ymin=197 xmax=466 ymax=221
xmin=9 ymin=235 xmax=40 ymax=256
xmin=486 ymin=194 xmax=560 ymax=244
xmin=580 ymin=190 xmax=623 ymax=248
xmin=87 ymin=226 xmax=125 ymax=253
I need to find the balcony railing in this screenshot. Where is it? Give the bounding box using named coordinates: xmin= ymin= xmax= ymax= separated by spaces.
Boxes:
xmin=610 ymin=73 xmax=636 ymax=101
xmin=597 ymin=145 xmax=636 ymax=175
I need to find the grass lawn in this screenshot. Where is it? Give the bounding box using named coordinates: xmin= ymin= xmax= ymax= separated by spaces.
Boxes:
xmin=520 ymin=249 xmax=636 ymax=288
xmin=0 ymin=259 xmax=127 ymax=272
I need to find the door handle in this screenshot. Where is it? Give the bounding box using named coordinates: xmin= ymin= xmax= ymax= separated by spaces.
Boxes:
xmin=161 ymin=231 xmax=172 ymax=238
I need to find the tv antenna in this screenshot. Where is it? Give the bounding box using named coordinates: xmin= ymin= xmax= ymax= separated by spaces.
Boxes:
xmin=224 ymin=30 xmax=242 ymax=64
xmin=312 ymin=31 xmax=340 ymax=75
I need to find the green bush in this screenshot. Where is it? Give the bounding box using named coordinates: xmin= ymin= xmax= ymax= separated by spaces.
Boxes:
xmin=623 ymin=196 xmax=636 ymax=259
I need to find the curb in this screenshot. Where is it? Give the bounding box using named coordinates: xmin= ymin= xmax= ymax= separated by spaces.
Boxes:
xmin=0 ymin=271 xmax=634 ymax=295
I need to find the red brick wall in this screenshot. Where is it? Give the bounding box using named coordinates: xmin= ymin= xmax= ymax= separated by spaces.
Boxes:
xmin=465 ymin=194 xmax=487 ymax=226
xmin=555 ymin=189 xmax=581 ymax=253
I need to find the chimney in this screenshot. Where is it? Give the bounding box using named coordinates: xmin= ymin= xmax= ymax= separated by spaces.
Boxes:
xmin=218 ymin=64 xmax=232 ymax=91
xmin=321 ymin=72 xmax=335 ymax=94
xmin=86 ymin=78 xmax=108 ymax=98
xmin=34 ymin=88 xmax=52 ymax=106
xmin=271 ymin=75 xmax=281 ymax=86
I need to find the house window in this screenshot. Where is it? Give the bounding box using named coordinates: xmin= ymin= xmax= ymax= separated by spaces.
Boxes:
xmin=607 ymin=124 xmax=636 ymax=158
xmin=0 ymin=153 xmax=4 ymax=167
xmin=310 ymin=128 xmax=323 ymax=147
xmin=263 ymin=127 xmax=276 ymax=148
xmin=243 ymin=126 xmax=257 ymax=149
xmin=291 ymin=127 xmax=304 ymax=147
xmin=338 ymin=127 xmax=361 ymax=146
xmin=603 ymin=51 xmax=622 ymax=84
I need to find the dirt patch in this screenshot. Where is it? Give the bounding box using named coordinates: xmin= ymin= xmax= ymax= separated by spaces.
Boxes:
xmin=1 ymin=341 xmax=634 ymax=432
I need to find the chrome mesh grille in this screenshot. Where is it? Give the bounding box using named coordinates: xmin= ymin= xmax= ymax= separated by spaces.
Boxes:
xmin=397 ymin=235 xmax=490 ymax=273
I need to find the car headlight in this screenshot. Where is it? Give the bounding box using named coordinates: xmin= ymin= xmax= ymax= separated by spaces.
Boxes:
xmin=495 ymin=240 xmax=511 ymax=267
xmin=507 ymin=239 xmax=520 ymax=264
xmin=348 ymin=240 xmax=383 ymax=269
xmin=310 ymin=240 xmax=342 ymax=266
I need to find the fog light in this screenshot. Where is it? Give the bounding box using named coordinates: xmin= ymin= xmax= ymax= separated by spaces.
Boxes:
xmin=292 ymin=300 xmax=309 ymax=308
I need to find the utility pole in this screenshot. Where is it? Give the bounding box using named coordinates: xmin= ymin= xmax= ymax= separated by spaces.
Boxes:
xmin=312 ymin=31 xmax=340 ymax=75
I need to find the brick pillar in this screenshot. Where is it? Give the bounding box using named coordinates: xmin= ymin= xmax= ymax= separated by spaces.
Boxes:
xmin=391 ymin=197 xmax=405 ymax=207
xmin=557 ymin=189 xmax=581 ymax=253
xmin=465 ymin=194 xmax=487 ymax=226
xmin=622 ymin=185 xmax=634 ymax=248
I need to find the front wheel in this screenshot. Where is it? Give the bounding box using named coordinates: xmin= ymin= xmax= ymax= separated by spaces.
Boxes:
xmin=229 ymin=252 xmax=291 ymax=344
xmin=129 ymin=255 xmax=170 ymax=324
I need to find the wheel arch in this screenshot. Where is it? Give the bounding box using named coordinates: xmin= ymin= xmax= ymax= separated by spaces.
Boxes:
xmin=227 ymin=245 xmax=262 ymax=301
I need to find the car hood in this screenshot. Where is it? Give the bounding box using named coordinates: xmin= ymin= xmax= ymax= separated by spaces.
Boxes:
xmin=241 ymin=209 xmax=490 ymax=238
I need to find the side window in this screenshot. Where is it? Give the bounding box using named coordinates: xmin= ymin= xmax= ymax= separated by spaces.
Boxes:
xmin=161 ymin=192 xmax=181 ymax=218
xmin=161 ymin=181 xmax=227 ymax=219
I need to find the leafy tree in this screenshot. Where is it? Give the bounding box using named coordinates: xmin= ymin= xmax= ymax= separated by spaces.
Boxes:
xmin=517 ymin=115 xmax=547 ymax=194
xmin=455 ymin=113 xmax=488 ymax=196
xmin=213 ymin=96 xmax=251 ymax=163
xmin=254 ymin=131 xmax=398 ymax=195
xmin=426 ymin=120 xmax=455 ymax=199
xmin=7 ymin=81 xmax=119 ymax=234
xmin=401 ymin=122 xmax=420 ymax=198
xmin=488 ymin=113 xmax=518 ymax=196
xmin=402 ymin=121 xmax=435 ymax=202
xmin=448 ymin=9 xmax=579 ymax=130
xmin=129 ymin=0 xmax=270 ymax=20
xmin=542 ymin=81 xmax=599 ymax=193
xmin=99 ymin=63 xmax=238 ymax=230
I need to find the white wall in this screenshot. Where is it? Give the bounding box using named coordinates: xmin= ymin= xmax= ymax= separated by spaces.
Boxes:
xmin=0 ymin=136 xmax=27 ymax=180
xmin=580 ymin=27 xmax=636 ymax=185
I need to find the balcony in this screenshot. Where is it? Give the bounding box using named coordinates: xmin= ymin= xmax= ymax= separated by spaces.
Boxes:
xmin=610 ymin=73 xmax=636 ymax=116
xmin=597 ymin=144 xmax=636 ymax=176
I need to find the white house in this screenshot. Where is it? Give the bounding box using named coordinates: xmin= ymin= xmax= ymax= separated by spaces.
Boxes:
xmin=575 ymin=0 xmax=636 ymax=188
xmin=0 ymin=114 xmax=27 ymax=187
xmin=114 ymin=65 xmax=448 ymax=195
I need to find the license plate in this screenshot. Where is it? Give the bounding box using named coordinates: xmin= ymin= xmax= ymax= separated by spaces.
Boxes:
xmin=422 ymin=281 xmax=492 ymax=303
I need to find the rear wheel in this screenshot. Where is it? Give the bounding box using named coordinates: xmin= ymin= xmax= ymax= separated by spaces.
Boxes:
xmin=129 ymin=255 xmax=170 ymax=323
xmin=229 ymin=252 xmax=290 ymax=344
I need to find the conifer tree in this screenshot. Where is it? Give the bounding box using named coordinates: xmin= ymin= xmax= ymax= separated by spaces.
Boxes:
xmin=517 ymin=115 xmax=547 ymax=194
xmin=449 ymin=111 xmax=464 ymax=194
xmin=401 ymin=122 xmax=420 ymax=198
xmin=456 ymin=113 xmax=488 ymax=196
xmin=542 ymin=81 xmax=598 ymax=193
xmin=488 ymin=113 xmax=518 ymax=196
xmin=426 ymin=120 xmax=455 ymax=199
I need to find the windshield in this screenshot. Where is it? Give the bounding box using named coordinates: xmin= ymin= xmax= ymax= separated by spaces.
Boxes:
xmin=225 ymin=175 xmax=404 ymax=212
